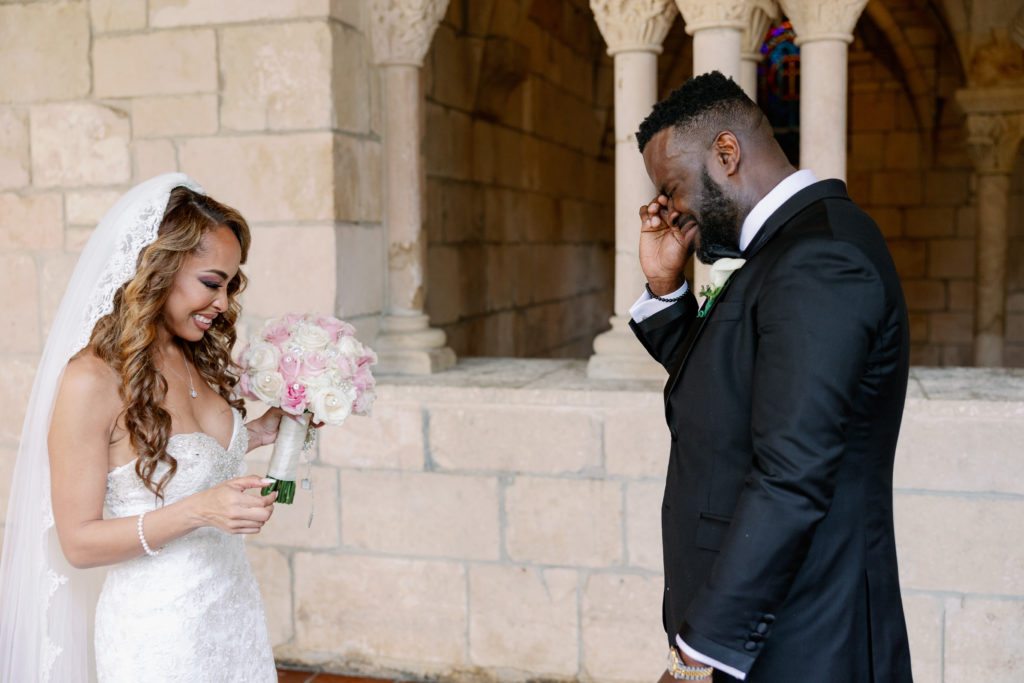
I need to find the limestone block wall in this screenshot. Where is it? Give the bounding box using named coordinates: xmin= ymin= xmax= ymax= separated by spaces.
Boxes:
xmin=0 ymin=0 xmax=384 ymax=341
xmin=422 ymin=0 xmax=616 ymax=359
xmin=241 ymin=361 xmax=1024 ymax=683
xmin=846 ymin=14 xmax=1024 ymax=367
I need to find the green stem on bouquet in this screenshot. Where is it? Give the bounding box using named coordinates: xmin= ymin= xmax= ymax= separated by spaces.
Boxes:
xmin=261 ymin=477 xmax=296 ymax=504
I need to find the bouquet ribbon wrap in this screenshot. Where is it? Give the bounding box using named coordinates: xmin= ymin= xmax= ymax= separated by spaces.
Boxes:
xmin=262 ymin=412 xmax=311 ymax=504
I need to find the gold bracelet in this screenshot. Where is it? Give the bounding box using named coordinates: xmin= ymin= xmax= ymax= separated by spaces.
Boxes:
xmin=667 ymin=647 xmax=713 ymax=680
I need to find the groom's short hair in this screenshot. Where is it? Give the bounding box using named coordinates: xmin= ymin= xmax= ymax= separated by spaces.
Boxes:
xmin=636 ymin=71 xmax=763 ymax=153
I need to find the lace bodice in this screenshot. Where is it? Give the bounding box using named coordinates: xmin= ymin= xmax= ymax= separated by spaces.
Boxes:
xmin=105 ymin=409 xmax=247 ymax=516
xmin=94 ymin=408 xmax=276 ymax=682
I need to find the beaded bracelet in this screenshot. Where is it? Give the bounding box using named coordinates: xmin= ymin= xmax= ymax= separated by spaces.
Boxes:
xmin=645 ymin=282 xmax=685 ymax=303
xmin=137 ymin=511 xmax=161 ymax=557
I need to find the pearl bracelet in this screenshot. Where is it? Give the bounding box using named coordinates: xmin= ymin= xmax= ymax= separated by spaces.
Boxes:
xmin=137 ymin=511 xmax=160 ymax=557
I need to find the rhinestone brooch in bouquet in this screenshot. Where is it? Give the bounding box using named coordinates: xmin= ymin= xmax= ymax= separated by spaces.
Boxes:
xmin=238 ymin=313 xmax=376 ymax=503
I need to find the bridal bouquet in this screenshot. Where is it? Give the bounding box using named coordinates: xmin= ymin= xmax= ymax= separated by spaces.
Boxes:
xmin=238 ymin=313 xmax=377 ymax=503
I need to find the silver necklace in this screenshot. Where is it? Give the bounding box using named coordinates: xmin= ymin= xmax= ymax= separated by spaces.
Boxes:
xmin=162 ymin=347 xmax=198 ymax=399
xmin=181 ymin=348 xmax=198 ymax=399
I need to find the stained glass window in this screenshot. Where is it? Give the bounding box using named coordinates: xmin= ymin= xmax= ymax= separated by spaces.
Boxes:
xmin=758 ymin=21 xmax=800 ymax=165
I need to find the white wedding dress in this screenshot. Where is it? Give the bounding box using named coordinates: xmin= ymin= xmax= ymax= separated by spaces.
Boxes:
xmin=93 ymin=408 xmax=277 ymax=682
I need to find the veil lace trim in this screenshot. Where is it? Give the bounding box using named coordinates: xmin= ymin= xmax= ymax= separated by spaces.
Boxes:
xmin=0 ymin=174 xmax=204 ymax=683
xmin=76 ymin=202 xmax=167 ymax=353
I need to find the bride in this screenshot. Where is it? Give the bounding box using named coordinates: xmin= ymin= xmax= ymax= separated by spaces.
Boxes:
xmin=0 ymin=174 xmax=284 ymax=682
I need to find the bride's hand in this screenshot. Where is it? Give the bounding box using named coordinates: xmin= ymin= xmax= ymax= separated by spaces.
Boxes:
xmin=245 ymin=408 xmax=324 ymax=451
xmin=191 ymin=475 xmax=277 ymax=534
xmin=245 ymin=407 xmax=284 ymax=450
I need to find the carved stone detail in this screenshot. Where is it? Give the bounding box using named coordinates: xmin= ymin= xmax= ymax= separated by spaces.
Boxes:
xmin=674 ymin=0 xmax=747 ymax=33
xmin=964 ymin=112 xmax=1024 ymax=175
xmin=742 ymin=0 xmax=781 ymax=58
xmin=590 ymin=0 xmax=677 ymax=55
xmin=368 ymin=0 xmax=450 ymax=66
xmin=778 ymin=0 xmax=868 ymax=44
xmin=968 ymin=29 xmax=1024 ymax=87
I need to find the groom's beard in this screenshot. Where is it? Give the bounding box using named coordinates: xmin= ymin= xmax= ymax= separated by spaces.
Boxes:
xmin=695 ymin=167 xmax=742 ymax=264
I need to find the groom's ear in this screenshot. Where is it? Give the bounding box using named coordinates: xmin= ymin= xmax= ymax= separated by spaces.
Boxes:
xmin=710 ymin=131 xmax=740 ymax=177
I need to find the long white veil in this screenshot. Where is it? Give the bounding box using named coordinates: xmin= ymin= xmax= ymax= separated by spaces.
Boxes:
xmin=0 ymin=173 xmax=205 ymax=682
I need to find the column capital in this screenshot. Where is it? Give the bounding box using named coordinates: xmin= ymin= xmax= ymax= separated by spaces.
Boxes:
xmin=590 ymin=0 xmax=677 ymax=56
xmin=963 ymin=111 xmax=1024 ymax=175
xmin=674 ymin=0 xmax=750 ymax=34
xmin=778 ymin=0 xmax=867 ymax=45
xmin=956 ymin=87 xmax=1024 ymax=174
xmin=368 ymin=0 xmax=450 ymax=67
xmin=741 ymin=0 xmax=781 ymax=58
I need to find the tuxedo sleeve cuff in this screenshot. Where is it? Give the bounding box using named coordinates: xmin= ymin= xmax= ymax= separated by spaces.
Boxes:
xmin=676 ymin=621 xmax=758 ymax=679
xmin=630 ymin=282 xmax=689 ymax=323
xmin=675 ymin=635 xmax=747 ymax=680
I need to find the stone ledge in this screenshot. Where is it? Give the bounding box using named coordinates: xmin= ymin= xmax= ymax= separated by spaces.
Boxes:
xmin=377 ymin=358 xmax=1024 ymax=404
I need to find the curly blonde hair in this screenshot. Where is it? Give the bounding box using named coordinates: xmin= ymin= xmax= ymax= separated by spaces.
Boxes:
xmin=89 ymin=186 xmax=251 ymax=500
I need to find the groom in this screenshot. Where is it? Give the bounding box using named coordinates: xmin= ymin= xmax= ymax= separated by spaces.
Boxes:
xmin=629 ymin=72 xmax=913 ymax=681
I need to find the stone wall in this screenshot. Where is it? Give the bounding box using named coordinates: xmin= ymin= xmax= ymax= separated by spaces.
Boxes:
xmin=0 ymin=0 xmax=385 ymax=347
xmin=422 ymin=0 xmax=616 ymax=359
xmin=846 ymin=10 xmax=977 ymax=367
xmin=842 ymin=7 xmax=1023 ymax=368
xmin=242 ymin=361 xmax=1024 ymax=682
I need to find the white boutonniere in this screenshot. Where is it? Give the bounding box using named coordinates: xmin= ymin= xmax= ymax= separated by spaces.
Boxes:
xmin=697 ymin=257 xmax=746 ymax=318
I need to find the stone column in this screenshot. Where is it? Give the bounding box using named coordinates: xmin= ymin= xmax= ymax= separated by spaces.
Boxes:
xmin=740 ymin=1 xmax=780 ymax=99
xmin=779 ymin=0 xmax=868 ymax=181
xmin=675 ymin=0 xmax=747 ymax=81
xmin=955 ymin=88 xmax=1024 ymax=366
xmin=368 ymin=0 xmax=456 ymax=374
xmin=587 ymin=0 xmax=678 ymax=380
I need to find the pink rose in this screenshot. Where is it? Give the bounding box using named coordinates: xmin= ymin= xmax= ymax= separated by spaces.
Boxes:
xmin=303 ymin=350 xmax=328 ymax=376
xmin=353 ymin=365 xmax=375 ymax=392
xmin=264 ymin=323 xmax=291 ymax=346
xmin=281 ymin=382 xmax=308 ymax=415
xmin=280 ymin=352 xmax=302 ymax=381
xmin=316 ymin=315 xmax=354 ymax=342
xmin=357 ymin=349 xmax=377 ymax=368
xmin=283 ymin=312 xmax=305 ymax=326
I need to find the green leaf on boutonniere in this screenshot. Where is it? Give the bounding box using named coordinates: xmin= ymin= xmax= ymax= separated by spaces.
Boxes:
xmin=697 ymin=284 xmax=723 ymax=318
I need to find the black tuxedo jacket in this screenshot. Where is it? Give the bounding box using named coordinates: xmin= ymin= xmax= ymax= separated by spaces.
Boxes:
xmin=631 ymin=180 xmax=913 ymax=681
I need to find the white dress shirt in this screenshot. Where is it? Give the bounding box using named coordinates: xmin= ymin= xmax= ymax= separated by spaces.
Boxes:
xmin=630 ymin=169 xmax=818 ymax=323
xmin=629 ymin=170 xmax=818 ymax=679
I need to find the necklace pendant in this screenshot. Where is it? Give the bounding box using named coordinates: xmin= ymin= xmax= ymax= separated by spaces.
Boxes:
xmin=190 ymin=388 xmax=198 ymax=399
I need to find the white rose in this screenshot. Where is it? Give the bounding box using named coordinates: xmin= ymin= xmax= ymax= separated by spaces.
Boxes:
xmin=709 ymin=257 xmax=746 ymax=289
xmin=310 ymin=384 xmax=358 ymax=426
xmin=246 ymin=341 xmax=280 ymax=371
xmin=293 ymin=323 xmax=331 ymax=351
xmin=251 ymin=370 xmax=285 ymax=404
xmin=335 ymin=335 xmax=364 ymax=359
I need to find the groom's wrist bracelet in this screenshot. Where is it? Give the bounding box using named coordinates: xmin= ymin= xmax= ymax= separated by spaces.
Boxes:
xmin=667 ymin=647 xmax=713 ymax=680
xmin=646 ymin=282 xmax=685 ymax=302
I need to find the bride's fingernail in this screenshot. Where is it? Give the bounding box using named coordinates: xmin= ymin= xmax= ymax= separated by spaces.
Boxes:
xmin=260 ymin=477 xmax=274 ymax=484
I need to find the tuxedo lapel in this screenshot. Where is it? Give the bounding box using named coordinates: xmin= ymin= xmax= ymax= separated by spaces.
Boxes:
xmin=662 ymin=180 xmax=850 ymax=408
xmin=663 ymin=276 xmax=738 ymax=406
